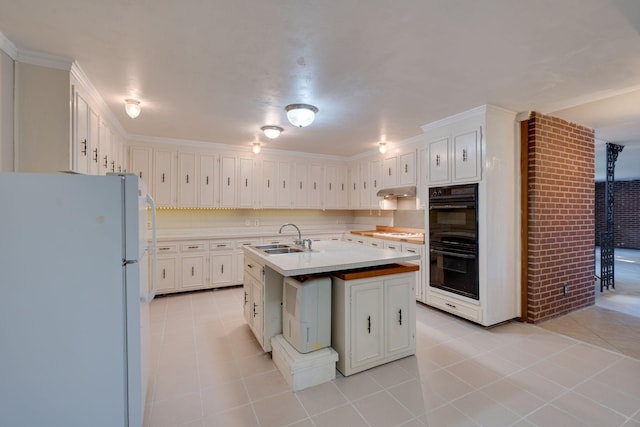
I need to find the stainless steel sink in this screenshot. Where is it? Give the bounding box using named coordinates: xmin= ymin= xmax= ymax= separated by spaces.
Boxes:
xmin=253 ymin=244 xmax=289 ymax=250
xmin=262 ymin=247 xmax=304 ymax=255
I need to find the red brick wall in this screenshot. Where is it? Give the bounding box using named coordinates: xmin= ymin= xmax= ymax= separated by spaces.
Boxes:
xmin=595 ymin=180 xmax=640 ymax=249
xmin=527 ymin=112 xmax=595 ymax=323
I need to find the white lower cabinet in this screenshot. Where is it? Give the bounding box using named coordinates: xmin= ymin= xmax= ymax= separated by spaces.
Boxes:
xmin=427 ymin=290 xmax=482 ymax=324
xmin=155 ymin=242 xmax=179 ymax=293
xmin=180 ymin=241 xmax=208 ymax=290
xmin=243 ymin=257 xmax=265 ymax=349
xmin=331 ymin=271 xmax=416 ymax=376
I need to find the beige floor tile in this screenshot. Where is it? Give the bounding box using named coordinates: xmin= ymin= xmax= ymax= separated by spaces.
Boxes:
xmin=295 ymin=381 xmax=348 ymax=416
xmin=481 ymin=378 xmax=546 ymax=417
xmin=526 ymin=358 xmax=589 ymax=389
xmin=574 ymin=378 xmax=640 ymax=418
xmin=524 ymin=404 xmax=585 ymax=427
xmin=153 ymin=363 xmax=200 ymax=402
xmin=242 ymin=369 xmax=290 ymax=401
xmin=452 ymin=390 xmax=520 ymax=427
xmin=420 ymin=368 xmax=476 ymax=401
xmin=366 ymin=360 xmax=414 ymax=388
xmin=148 ymin=392 xmax=203 ymax=427
xmin=203 ymin=403 xmax=258 ymax=427
xmin=201 ymin=379 xmax=250 ymax=417
xmin=236 ymin=351 xmax=277 ymax=377
xmin=508 ymin=369 xmax=568 ymax=402
xmin=388 ymin=379 xmax=428 ymax=416
xmin=552 ymin=391 xmax=627 ymax=426
xmin=333 ymin=371 xmax=383 ymax=401
xmin=424 ymin=404 xmax=476 ymax=427
xmin=592 ymin=357 xmax=640 ymax=397
xmin=353 ymin=390 xmax=414 ymax=427
xmin=251 ymin=392 xmax=308 ymax=427
xmin=311 ymin=403 xmax=369 ymax=427
xmin=445 ymin=358 xmax=505 ymax=389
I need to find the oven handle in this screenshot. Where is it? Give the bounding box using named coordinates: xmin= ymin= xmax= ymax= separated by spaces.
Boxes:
xmin=430 ymin=248 xmax=476 ymax=259
xmin=430 ymin=204 xmax=475 ymax=210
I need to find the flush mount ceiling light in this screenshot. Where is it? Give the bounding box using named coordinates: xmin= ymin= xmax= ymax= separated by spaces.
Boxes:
xmin=379 ymin=142 xmax=387 ymax=154
xmin=124 ymin=99 xmax=141 ymax=119
xmin=285 ymin=104 xmax=318 ymax=128
xmin=261 ymin=125 xmax=283 ymax=139
xmin=252 ymin=142 xmax=261 ymax=154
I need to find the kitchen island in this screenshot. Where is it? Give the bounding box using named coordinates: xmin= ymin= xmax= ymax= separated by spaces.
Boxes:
xmin=242 ymin=240 xmax=420 ymax=374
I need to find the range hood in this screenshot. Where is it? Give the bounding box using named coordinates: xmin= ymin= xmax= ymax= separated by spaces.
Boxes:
xmin=376 ymin=185 xmax=417 ymax=199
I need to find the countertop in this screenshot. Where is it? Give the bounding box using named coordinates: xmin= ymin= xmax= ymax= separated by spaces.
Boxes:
xmin=243 ymin=240 xmax=420 ymax=276
xmin=350 ymin=226 xmax=425 ymax=244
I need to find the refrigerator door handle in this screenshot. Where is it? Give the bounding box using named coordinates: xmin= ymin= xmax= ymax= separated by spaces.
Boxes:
xmin=146 ymin=193 xmax=158 ymax=302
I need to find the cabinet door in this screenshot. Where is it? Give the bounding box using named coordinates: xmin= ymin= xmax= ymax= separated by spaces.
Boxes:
xmin=98 ymin=122 xmax=111 ymax=176
xmin=210 ymin=252 xmax=233 ymax=286
xmin=325 ymin=165 xmax=337 ymax=209
xmin=238 ymin=157 xmax=254 ymax=208
xmin=73 ymin=92 xmax=89 ymax=174
xmin=428 ymin=137 xmax=450 ymax=184
xmin=400 ymin=151 xmax=416 ymax=185
xmin=350 ymin=281 xmax=384 ymax=370
xmin=260 ymin=159 xmax=277 ymax=208
xmin=157 ymin=256 xmax=177 ymax=293
xmin=220 ymin=155 xmax=236 ymax=207
xmin=293 ymin=163 xmax=308 ymax=208
xmin=250 ymin=279 xmax=264 ymax=347
xmin=130 ymin=146 xmax=153 ymax=190
xmin=369 ymin=159 xmax=381 ymax=208
xmin=154 ymin=150 xmax=177 ymax=207
xmin=382 ymin=156 xmax=397 ymax=188
xmin=181 ymin=254 xmax=206 ymax=289
xmin=88 ymin=110 xmax=100 ymax=175
xmin=359 ymin=161 xmax=370 ymax=208
xmin=199 ymin=154 xmax=217 ymax=207
xmin=348 ymin=164 xmax=360 ymax=209
xmin=309 ymin=163 xmax=323 ymax=208
xmin=178 ymin=152 xmax=197 ymax=207
xmin=385 ymin=276 xmax=414 ymax=356
xmin=277 ymin=161 xmax=292 ymax=208
xmin=337 ymin=166 xmax=348 ymax=209
xmin=243 ymin=272 xmax=252 ymax=323
xmin=452 ymin=128 xmax=481 ymax=182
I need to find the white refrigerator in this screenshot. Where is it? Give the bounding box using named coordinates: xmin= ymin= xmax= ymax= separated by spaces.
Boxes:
xmin=0 ymin=172 xmax=157 ymax=427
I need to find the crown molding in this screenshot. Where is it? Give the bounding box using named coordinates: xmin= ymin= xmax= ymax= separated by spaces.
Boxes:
xmin=15 ymin=49 xmax=73 ymax=70
xmin=0 ymin=31 xmax=17 ymax=59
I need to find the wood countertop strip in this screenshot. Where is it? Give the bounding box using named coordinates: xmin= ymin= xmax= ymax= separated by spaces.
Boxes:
xmin=331 ymin=262 xmax=419 ymax=281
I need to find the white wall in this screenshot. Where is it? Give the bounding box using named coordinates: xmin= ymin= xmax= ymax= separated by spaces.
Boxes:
xmin=0 ymin=49 xmax=13 ymax=171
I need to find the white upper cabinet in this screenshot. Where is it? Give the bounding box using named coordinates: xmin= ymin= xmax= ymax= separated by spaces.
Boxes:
xmin=399 ymin=151 xmax=416 ymax=185
xmin=348 ymin=163 xmax=360 ymax=209
xmin=238 ymin=156 xmax=255 ymax=208
xmin=260 ymin=158 xmax=278 ymax=208
xmin=130 ymin=146 xmax=153 ymax=190
xmin=276 ymin=160 xmax=292 ymax=208
xmin=198 ymin=153 xmax=218 ymax=207
xmin=427 ymin=137 xmax=450 ymax=184
xmin=382 ymin=150 xmax=416 ymax=188
xmin=451 ymin=127 xmax=481 ymax=183
xmin=154 ymin=149 xmax=177 ymax=207
xmin=73 ymin=92 xmax=89 ymax=174
xmin=382 ymin=156 xmax=397 ymax=188
xmin=220 ymin=154 xmax=236 ymax=208
xmin=293 ymin=162 xmax=309 ymax=208
xmin=308 ymin=163 xmax=323 ymax=209
xmin=369 ymin=159 xmax=381 ymax=208
xmin=178 ymin=152 xmax=197 ymax=207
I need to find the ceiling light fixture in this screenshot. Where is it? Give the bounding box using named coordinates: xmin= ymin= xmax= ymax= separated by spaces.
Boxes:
xmin=285 ymin=104 xmax=318 ymax=128
xmin=379 ymin=142 xmax=387 ymax=154
xmin=125 ymin=99 xmax=141 ymax=119
xmin=252 ymin=142 xmax=261 ymax=154
xmin=261 ymin=125 xmax=283 ymax=139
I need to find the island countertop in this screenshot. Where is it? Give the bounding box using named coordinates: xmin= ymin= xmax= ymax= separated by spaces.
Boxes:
xmin=243 ymin=240 xmax=420 ymax=276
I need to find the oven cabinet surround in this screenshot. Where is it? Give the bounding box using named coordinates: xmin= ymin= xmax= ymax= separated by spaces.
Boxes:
xmin=331 ymin=271 xmax=416 ymax=376
xmin=422 ymin=104 xmax=520 ymax=326
xmin=242 ymin=241 xmax=420 ymax=353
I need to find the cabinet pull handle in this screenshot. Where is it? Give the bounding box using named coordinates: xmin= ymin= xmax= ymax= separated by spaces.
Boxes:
xmin=313 ymin=182 xmax=317 ymax=190
xmin=93 ymin=148 xmax=98 ymax=162
xmin=216 ymin=244 xmax=227 ymax=247
xmin=253 ymin=303 xmax=257 ymax=317
xmin=159 ymin=247 xmax=170 ymax=251
xmin=462 ymin=149 xmax=468 ymax=162
xmin=188 ymin=245 xmax=198 ymax=249
xmin=399 ymin=309 xmax=402 ymax=325
xmin=191 ymin=266 xmax=195 ymax=276
xmin=267 ymin=179 xmax=270 ymax=188
xmin=244 ymin=291 xmax=248 ymax=304
xmin=111 ymin=160 xmax=115 ymax=172
xmin=186 ymin=174 xmax=189 ymax=184
xmin=206 ymin=176 xmax=209 ymax=185
xmin=103 ymin=155 xmax=108 ymax=169
xmin=139 ymin=172 xmax=143 ymax=179
xmin=81 ymin=139 xmax=87 ymax=155
xmin=404 ymin=163 xmax=408 ymax=173
xmin=162 ymin=268 xmax=166 ymax=279
xmin=407 ymin=249 xmax=416 ymax=253
xmin=436 ymin=154 xmax=440 ymax=166
xmin=221 ymin=264 xmax=224 ymax=274
xmin=247 ymin=264 xmax=253 ymax=269
xmin=374 ymin=179 xmax=377 ymax=188
xmin=245 ymin=178 xmax=248 ymax=187
xmin=162 ymin=173 xmax=165 ymax=183
xmin=227 ymin=177 xmax=231 ymax=186
xmin=118 ymin=166 xmax=122 ymax=173
xmin=329 ymin=183 xmax=332 ymax=191
xmin=388 ymin=167 xmax=391 ymax=176
xmin=445 ymin=302 xmax=457 ymax=309
xmin=342 ymin=183 xmax=345 ymax=191
xmin=299 ymin=181 xmax=302 ymax=190
xmin=364 ymin=181 xmax=367 ymax=190
xmin=353 ymin=183 xmax=356 ymax=191
xmin=367 ymin=316 xmax=371 ymax=334
xmin=283 ymin=180 xmax=286 ymax=189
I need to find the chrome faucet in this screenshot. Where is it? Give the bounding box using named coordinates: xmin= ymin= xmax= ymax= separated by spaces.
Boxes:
xmin=279 ymin=223 xmax=303 ymax=247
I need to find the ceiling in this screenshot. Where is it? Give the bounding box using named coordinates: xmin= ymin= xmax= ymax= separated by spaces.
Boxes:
xmin=1 ymin=0 xmax=640 ymax=179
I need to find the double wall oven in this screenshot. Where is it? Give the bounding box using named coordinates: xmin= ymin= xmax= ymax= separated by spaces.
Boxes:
xmin=429 ymin=183 xmax=479 ymax=300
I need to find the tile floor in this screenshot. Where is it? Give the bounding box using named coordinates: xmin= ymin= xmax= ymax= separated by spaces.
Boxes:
xmin=540 ymin=248 xmax=640 ymax=359
xmin=146 ymin=286 xmax=640 ymax=427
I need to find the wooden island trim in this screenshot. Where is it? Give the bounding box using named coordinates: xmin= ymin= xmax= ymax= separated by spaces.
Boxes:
xmin=331 ymin=262 xmax=419 ymax=281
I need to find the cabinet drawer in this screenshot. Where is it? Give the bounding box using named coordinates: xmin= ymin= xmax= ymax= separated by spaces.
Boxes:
xmin=210 ymin=240 xmax=234 ymax=251
xmin=428 ymin=291 xmax=482 ymax=323
xmin=383 ymin=242 xmax=401 ymax=251
xmin=156 ymin=242 xmax=179 ymax=254
xmin=235 ymin=239 xmax=260 ymax=249
xmin=181 ymin=241 xmax=207 ymax=252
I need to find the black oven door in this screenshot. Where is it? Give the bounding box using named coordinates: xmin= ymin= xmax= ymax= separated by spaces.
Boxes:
xmin=429 ymin=246 xmax=479 ymax=300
